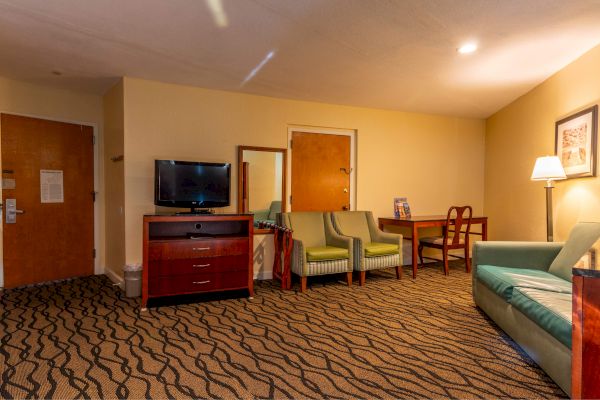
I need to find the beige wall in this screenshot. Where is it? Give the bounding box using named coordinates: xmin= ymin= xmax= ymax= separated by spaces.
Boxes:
xmin=0 ymin=76 xmax=105 ymax=286
xmin=123 ymin=77 xmax=485 ymax=264
xmin=103 ymin=80 xmax=126 ymax=279
xmin=485 ymin=44 xmax=600 ymax=241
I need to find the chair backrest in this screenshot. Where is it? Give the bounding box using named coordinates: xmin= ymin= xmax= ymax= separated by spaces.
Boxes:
xmin=444 ymin=206 xmax=472 ymax=246
xmin=330 ymin=211 xmax=372 ymax=243
xmin=282 ymin=212 xmax=326 ymax=248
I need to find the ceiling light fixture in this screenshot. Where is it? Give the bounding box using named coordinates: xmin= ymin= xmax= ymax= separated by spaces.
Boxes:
xmin=240 ymin=50 xmax=276 ymax=87
xmin=457 ymin=42 xmax=478 ymax=54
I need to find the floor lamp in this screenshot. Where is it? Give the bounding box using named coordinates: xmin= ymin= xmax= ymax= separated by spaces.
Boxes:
xmin=531 ymin=156 xmax=566 ymax=242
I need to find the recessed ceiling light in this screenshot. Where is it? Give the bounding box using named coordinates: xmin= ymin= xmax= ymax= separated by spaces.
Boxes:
xmin=457 ymin=42 xmax=478 ymax=54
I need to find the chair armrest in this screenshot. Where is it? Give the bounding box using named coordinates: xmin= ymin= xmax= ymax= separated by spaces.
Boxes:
xmin=291 ymin=239 xmax=307 ymax=276
xmin=473 ymin=241 xmax=563 ymax=272
xmin=371 ymin=230 xmax=403 ymax=247
xmin=324 ymin=215 xmax=353 ymax=271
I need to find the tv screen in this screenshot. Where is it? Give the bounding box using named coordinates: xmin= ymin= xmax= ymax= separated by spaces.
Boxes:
xmin=155 ymin=160 xmax=231 ymax=209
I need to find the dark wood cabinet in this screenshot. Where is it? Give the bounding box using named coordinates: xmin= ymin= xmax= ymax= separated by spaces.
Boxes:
xmin=572 ymin=269 xmax=600 ymax=399
xmin=142 ymin=214 xmax=254 ymax=309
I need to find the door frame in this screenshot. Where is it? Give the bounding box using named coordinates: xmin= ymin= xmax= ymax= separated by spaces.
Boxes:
xmin=0 ymin=112 xmax=101 ymax=288
xmin=287 ymin=126 xmax=357 ymax=212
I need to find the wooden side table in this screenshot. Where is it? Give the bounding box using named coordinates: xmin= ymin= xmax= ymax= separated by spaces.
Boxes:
xmin=572 ymin=267 xmax=600 ymax=399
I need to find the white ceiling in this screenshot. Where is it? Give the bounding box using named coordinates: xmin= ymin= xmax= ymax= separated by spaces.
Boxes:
xmin=1 ymin=0 xmax=600 ymax=118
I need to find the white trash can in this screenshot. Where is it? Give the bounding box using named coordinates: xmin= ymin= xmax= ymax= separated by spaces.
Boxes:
xmin=123 ymin=263 xmax=143 ymax=298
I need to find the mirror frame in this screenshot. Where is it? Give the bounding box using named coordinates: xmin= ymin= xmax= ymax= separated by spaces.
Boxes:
xmin=237 ymin=145 xmax=287 ymax=234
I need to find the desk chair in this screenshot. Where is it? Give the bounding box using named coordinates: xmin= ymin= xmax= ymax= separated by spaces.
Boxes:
xmin=418 ymin=206 xmax=472 ymax=275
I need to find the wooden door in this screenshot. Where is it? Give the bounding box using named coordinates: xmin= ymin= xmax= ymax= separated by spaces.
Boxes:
xmin=291 ymin=131 xmax=351 ymax=211
xmin=1 ymin=114 xmax=94 ymax=288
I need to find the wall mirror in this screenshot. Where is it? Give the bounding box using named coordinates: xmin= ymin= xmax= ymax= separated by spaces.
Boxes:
xmin=237 ymin=146 xmax=287 ymax=233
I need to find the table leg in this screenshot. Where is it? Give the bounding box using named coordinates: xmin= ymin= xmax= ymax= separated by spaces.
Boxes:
xmin=412 ymin=224 xmax=418 ymax=279
xmin=482 ymin=220 xmax=488 ymax=241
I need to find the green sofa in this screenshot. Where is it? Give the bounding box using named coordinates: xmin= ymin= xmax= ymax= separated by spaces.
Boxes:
xmin=473 ymin=222 xmax=600 ymax=396
xmin=253 ymin=200 xmax=281 ymax=227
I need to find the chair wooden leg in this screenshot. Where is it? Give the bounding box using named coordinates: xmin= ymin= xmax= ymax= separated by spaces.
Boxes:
xmin=359 ymin=271 xmax=366 ymax=286
xmin=346 ymin=271 xmax=353 ymax=286
xmin=465 ymin=246 xmax=471 ymax=273
xmin=300 ymin=276 xmax=307 ymax=293
xmin=443 ymin=250 xmax=449 ymax=276
xmin=418 ymin=244 xmax=424 ymax=267
xmin=395 ymin=265 xmax=402 ymax=279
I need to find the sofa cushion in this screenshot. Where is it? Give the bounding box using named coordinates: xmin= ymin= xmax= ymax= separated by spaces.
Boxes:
xmin=510 ymin=287 xmax=572 ymax=349
xmin=267 ymin=201 xmax=282 ymax=221
xmin=364 ymin=242 xmax=399 ymax=257
xmin=476 ymin=265 xmax=572 ymax=301
xmin=548 ymin=222 xmax=600 ymax=282
xmin=306 ymin=246 xmax=349 ymax=261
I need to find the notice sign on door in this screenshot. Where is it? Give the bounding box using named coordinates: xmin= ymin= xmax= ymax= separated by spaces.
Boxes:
xmin=40 ymin=170 xmax=64 ymax=203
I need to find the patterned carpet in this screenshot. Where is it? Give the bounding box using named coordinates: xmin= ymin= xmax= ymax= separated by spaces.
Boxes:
xmin=1 ymin=263 xmax=565 ymax=399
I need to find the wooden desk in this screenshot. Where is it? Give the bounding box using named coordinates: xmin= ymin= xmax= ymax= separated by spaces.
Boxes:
xmin=378 ymin=215 xmax=488 ymax=279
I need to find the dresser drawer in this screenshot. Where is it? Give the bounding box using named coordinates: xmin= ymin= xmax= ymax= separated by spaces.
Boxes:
xmin=149 ymin=271 xmax=249 ymax=296
xmin=149 ymin=255 xmax=248 ymax=277
xmin=149 ymin=238 xmax=248 ymax=260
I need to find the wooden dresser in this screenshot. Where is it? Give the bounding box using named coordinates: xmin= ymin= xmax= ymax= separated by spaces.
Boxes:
xmin=142 ymin=214 xmax=254 ymax=309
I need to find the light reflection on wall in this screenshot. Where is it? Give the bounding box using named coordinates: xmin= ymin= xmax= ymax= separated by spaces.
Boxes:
xmin=555 ymin=180 xmax=600 ymax=240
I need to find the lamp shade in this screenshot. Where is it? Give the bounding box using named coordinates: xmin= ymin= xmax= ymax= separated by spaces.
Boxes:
xmin=531 ymin=156 xmax=567 ymax=181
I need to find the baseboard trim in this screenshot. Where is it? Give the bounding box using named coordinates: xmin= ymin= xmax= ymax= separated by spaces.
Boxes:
xmin=254 ymin=270 xmax=273 ymax=281
xmin=105 ymin=268 xmax=124 ymax=289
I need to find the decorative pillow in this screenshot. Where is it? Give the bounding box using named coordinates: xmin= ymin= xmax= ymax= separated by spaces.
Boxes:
xmin=548 ymin=222 xmax=600 ymax=282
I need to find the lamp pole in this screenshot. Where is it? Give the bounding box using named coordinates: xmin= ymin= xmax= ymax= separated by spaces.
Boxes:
xmin=545 ymin=179 xmax=554 ymax=242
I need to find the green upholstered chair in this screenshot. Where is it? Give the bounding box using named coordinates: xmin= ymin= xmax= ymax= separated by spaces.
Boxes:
xmin=330 ymin=211 xmax=402 ymax=286
xmin=282 ymin=211 xmax=353 ymax=292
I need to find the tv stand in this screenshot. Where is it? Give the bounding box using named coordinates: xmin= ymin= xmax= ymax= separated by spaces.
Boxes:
xmin=142 ymin=214 xmax=254 ymax=309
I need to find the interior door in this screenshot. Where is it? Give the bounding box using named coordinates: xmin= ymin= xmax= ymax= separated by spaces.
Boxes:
xmin=291 ymin=131 xmax=351 ymax=211
xmin=1 ymin=114 xmax=94 ymax=288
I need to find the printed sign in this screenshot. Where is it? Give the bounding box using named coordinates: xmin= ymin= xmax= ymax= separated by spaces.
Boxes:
xmin=40 ymin=170 xmax=64 ymax=203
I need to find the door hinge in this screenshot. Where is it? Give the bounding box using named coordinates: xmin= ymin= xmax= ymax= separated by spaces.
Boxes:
xmin=290 ymin=139 xmax=293 ymax=149
xmin=91 ymin=191 xmax=98 ymax=202
xmin=289 ymin=195 xmax=292 ymax=204
xmin=93 ymin=249 xmax=96 ymax=259
xmin=92 ymin=135 xmax=96 ymax=145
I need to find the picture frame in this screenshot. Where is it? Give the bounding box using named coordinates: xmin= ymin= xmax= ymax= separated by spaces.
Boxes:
xmin=555 ymin=105 xmax=598 ymax=178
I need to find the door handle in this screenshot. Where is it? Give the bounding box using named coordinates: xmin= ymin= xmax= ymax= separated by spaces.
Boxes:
xmin=5 ymin=199 xmax=23 ymax=224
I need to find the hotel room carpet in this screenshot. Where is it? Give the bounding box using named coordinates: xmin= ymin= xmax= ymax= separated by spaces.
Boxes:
xmin=1 ymin=263 xmax=565 ymax=399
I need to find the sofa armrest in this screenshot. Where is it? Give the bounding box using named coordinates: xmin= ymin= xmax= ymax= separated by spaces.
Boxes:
xmin=252 ymin=209 xmax=269 ymax=221
xmin=473 ymin=241 xmax=563 ymax=272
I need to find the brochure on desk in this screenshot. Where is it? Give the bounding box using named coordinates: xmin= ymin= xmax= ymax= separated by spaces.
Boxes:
xmin=394 ymin=197 xmax=411 ymax=218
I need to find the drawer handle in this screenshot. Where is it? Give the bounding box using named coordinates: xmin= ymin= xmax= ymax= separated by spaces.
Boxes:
xmin=192 ymin=280 xmax=211 ymax=285
xmin=193 ymin=264 xmax=210 ymax=268
xmin=192 ymin=247 xmax=210 ymax=251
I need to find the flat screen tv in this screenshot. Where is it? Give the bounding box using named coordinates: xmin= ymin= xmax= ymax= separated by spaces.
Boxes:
xmin=154 ymin=160 xmax=231 ymax=212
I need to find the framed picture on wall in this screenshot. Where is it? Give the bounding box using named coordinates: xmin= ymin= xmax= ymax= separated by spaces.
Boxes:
xmin=555 ymin=105 xmax=598 ymax=178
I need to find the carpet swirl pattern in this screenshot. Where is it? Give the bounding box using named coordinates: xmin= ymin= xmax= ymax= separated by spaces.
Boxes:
xmin=1 ymin=264 xmax=564 ymax=399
